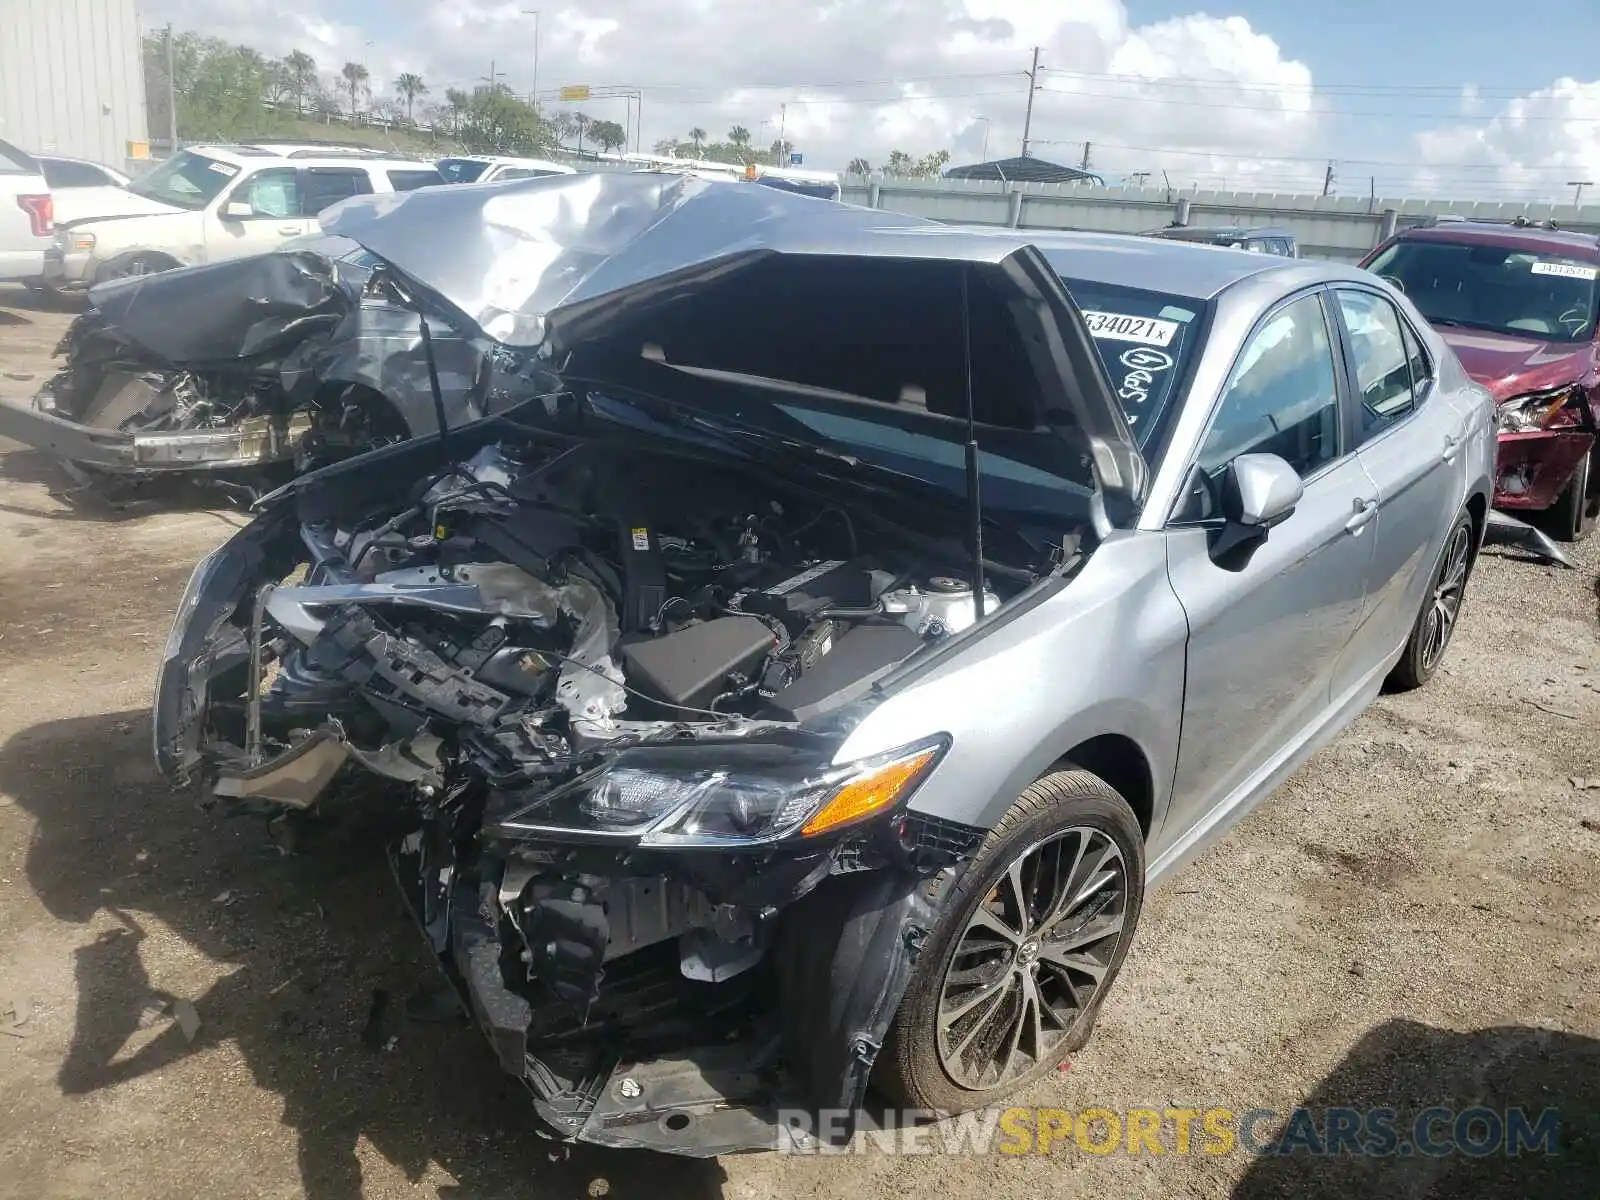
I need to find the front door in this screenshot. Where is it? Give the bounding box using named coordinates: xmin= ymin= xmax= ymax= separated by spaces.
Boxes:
xmin=1163 ymin=289 xmax=1379 ymax=837
xmin=205 ymin=167 xmax=315 ymax=262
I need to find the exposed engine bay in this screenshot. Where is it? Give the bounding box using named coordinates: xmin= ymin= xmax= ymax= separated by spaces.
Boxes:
xmin=157 ymin=421 xmax=1039 ymax=1152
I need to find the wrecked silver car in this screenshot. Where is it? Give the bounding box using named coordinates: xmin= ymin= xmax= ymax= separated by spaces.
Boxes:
xmin=0 ymin=242 xmax=518 ymax=501
xmin=151 ymin=173 xmax=1491 ymax=1155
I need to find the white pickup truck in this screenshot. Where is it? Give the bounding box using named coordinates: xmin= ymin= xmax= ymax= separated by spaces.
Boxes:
xmin=48 ymin=144 xmax=444 ymax=286
xmin=0 ymin=138 xmax=54 ymax=283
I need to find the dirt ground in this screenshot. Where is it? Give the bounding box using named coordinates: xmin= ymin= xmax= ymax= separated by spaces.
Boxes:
xmin=0 ymin=282 xmax=1596 ymax=1200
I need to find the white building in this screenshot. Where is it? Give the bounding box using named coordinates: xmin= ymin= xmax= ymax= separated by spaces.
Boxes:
xmin=0 ymin=0 xmax=150 ymax=168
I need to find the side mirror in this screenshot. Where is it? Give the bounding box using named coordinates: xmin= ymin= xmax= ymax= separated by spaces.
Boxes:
xmin=221 ymin=201 xmax=254 ymax=219
xmin=1223 ymin=453 xmax=1304 ymax=528
xmin=1209 ymin=453 xmax=1303 ymax=567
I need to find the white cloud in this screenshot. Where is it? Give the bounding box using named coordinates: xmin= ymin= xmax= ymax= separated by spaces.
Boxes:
xmin=142 ymin=0 xmax=1319 ymax=179
xmin=1411 ymin=78 xmax=1600 ymax=202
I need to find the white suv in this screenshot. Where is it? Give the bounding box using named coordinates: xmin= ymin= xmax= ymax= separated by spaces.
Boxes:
xmin=0 ymin=138 xmax=54 ymax=283
xmin=48 ymin=145 xmax=444 ymax=286
xmin=435 ymin=155 xmax=576 ymax=184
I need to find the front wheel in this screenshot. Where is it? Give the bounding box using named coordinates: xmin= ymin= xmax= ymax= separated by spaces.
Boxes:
xmin=1547 ymin=449 xmax=1596 ymax=543
xmin=875 ymin=770 xmax=1144 ymax=1114
xmin=1386 ymin=508 xmax=1475 ymax=692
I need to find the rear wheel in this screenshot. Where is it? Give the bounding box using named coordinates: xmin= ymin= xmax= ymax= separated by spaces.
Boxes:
xmin=1547 ymin=449 xmax=1596 ymax=543
xmin=875 ymin=770 xmax=1144 ymax=1114
xmin=1386 ymin=509 xmax=1474 ymax=692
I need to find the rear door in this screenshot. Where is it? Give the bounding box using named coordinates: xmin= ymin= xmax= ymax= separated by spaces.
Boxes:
xmin=1163 ymin=288 xmax=1379 ymax=835
xmin=1330 ymin=284 xmax=1463 ymax=685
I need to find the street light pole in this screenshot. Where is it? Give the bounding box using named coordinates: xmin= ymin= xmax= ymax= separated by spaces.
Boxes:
xmin=973 ymin=114 xmax=991 ymax=162
xmin=521 ymin=10 xmax=540 ymax=112
xmin=1569 ymin=180 xmax=1593 ymax=206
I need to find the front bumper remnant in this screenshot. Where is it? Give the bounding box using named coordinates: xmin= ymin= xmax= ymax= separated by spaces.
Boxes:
xmin=0 ymin=396 xmax=311 ymax=473
xmin=1482 ymin=508 xmax=1575 ymax=568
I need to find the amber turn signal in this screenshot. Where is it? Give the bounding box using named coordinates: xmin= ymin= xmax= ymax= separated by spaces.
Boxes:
xmin=800 ymin=747 xmax=940 ymax=837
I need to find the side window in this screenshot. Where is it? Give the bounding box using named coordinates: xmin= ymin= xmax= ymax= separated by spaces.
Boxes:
xmin=300 ymin=168 xmax=373 ymax=214
xmin=233 ymin=168 xmax=300 ymax=218
xmin=43 ymin=160 xmax=108 ymax=188
xmin=1335 ymin=289 xmax=1417 ymax=437
xmin=1277 ymin=239 xmax=1298 ymax=258
xmin=1400 ymin=316 xmax=1431 ymax=396
xmin=1197 ymin=292 xmax=1342 ymax=479
xmin=386 ymin=169 xmax=442 ymax=191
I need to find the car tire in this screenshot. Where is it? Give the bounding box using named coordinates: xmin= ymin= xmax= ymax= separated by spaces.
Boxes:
xmin=1386 ymin=508 xmax=1475 ymax=692
xmin=1547 ymin=448 xmax=1595 ymax=543
xmin=874 ymin=769 xmax=1144 ymax=1115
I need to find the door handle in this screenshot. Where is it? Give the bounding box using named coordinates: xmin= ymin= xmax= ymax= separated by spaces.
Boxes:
xmin=1442 ymin=433 xmax=1462 ymax=463
xmin=1345 ymin=498 xmax=1378 ymax=533
xmin=278 ymin=224 xmax=301 ymax=235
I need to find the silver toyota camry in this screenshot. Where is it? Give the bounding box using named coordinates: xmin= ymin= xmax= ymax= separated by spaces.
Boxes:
xmin=151 ymin=174 xmax=1496 ymax=1155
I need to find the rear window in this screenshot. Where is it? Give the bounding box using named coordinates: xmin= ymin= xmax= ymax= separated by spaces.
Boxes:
xmin=387 ymin=168 xmax=443 ymax=191
xmin=0 ymin=138 xmax=41 ymax=175
xmin=436 ymin=158 xmax=489 ymax=183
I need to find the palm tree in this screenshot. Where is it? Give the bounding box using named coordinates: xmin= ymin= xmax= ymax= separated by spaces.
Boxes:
xmin=393 ymin=72 xmax=428 ymax=124
xmin=284 ymin=50 xmax=317 ymax=116
xmin=689 ymin=127 xmax=706 ymax=155
xmin=727 ymin=125 xmax=750 ymax=149
xmin=340 ymin=61 xmax=370 ymax=121
xmin=847 ymin=156 xmax=871 ymax=176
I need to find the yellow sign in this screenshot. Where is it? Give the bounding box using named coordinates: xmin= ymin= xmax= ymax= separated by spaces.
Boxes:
xmin=559 ymin=85 xmax=591 ymax=102
xmin=127 ymin=140 xmax=150 ymax=160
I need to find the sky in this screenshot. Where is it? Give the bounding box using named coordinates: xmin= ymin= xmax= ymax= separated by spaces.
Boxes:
xmin=138 ymin=0 xmax=1600 ymax=201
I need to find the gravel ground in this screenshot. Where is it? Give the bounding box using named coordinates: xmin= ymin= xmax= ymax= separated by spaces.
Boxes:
xmin=0 ymin=284 xmax=1596 ymax=1200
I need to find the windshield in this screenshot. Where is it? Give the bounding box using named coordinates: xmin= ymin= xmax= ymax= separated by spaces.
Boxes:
xmin=1367 ymin=239 xmax=1600 ymax=343
xmin=128 ymin=151 xmax=238 ymax=210
xmin=1039 ymin=267 xmax=1205 ymax=447
xmin=436 ymin=158 xmax=490 ymax=183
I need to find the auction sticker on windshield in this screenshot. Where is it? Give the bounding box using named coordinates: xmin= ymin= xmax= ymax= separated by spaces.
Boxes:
xmin=1081 ymin=311 xmax=1179 ymax=347
xmin=1530 ymin=261 xmax=1598 ymax=281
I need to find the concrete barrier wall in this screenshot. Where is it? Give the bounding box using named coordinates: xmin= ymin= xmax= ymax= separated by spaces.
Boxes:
xmin=841 ymin=178 xmax=1600 ymax=262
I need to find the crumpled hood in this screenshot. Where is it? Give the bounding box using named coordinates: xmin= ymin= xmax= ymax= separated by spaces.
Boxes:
xmin=315 ymin=170 xmax=1147 ymax=515
xmin=1435 ymin=326 xmax=1596 ymax=402
xmin=55 ymin=187 xmax=184 ymax=228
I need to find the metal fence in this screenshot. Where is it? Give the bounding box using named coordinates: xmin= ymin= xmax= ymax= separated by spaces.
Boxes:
xmin=840 ymin=178 xmax=1600 ymax=262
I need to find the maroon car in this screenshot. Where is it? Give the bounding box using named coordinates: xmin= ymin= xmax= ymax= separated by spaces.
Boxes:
xmin=1361 ymin=219 xmax=1600 ymax=541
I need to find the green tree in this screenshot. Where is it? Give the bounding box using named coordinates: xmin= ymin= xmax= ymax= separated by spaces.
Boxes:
xmin=727 ymin=125 xmax=751 ymax=152
xmin=263 ymin=59 xmax=292 ymax=107
xmin=340 ymin=61 xmax=370 ymax=120
xmin=884 ymin=149 xmax=914 ymax=178
xmin=460 ymin=88 xmax=555 ymax=155
xmin=284 ymin=49 xmax=317 ymax=116
xmin=914 ymin=149 xmax=950 ymax=178
xmin=847 ymin=156 xmax=871 ymax=176
xmin=393 ymin=72 xmax=428 ymax=124
xmin=688 ymin=127 xmax=706 ymax=155
xmin=591 ymin=118 xmax=627 ymax=153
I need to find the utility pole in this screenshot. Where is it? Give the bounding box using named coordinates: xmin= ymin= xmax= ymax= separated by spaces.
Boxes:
xmin=164 ymin=24 xmax=178 ymax=152
xmin=778 ymin=102 xmax=787 ymax=163
xmin=1080 ymin=140 xmax=1091 ymax=171
xmin=1569 ymin=180 xmax=1593 ymax=206
xmin=1020 ymin=46 xmax=1040 ymax=158
xmin=1322 ymin=159 xmax=1336 ymax=197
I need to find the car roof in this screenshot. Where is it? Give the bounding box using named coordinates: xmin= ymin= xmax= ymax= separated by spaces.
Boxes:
xmin=1147 ymin=225 xmax=1296 ymax=241
xmin=943 ymin=227 xmax=1300 ymax=300
xmin=185 ymin=144 xmax=434 ymax=169
xmin=440 ymin=154 xmax=572 ymax=169
xmin=1387 ymin=221 xmax=1600 ymax=261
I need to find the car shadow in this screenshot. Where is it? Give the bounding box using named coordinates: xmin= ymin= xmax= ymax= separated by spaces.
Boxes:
xmin=0 ymin=283 xmax=88 ymax=315
xmin=1230 ymin=1017 xmax=1600 ymax=1200
xmin=0 ymin=709 xmax=730 ymax=1199
xmin=0 ymin=446 xmax=258 ymax=523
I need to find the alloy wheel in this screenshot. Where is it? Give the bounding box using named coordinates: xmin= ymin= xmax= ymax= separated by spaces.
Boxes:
xmin=935 ymin=826 xmax=1129 ymax=1090
xmin=1419 ymin=523 xmax=1471 ymax=672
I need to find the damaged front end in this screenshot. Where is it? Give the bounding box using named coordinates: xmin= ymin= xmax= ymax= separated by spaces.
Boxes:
xmin=153 ymin=429 xmax=1012 ymax=1152
xmin=0 ymin=246 xmax=502 ymax=501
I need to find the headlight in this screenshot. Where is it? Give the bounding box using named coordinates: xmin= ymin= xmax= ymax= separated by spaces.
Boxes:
xmin=495 ymin=738 xmax=946 ymax=848
xmin=1497 ymin=388 xmax=1575 ymax=433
